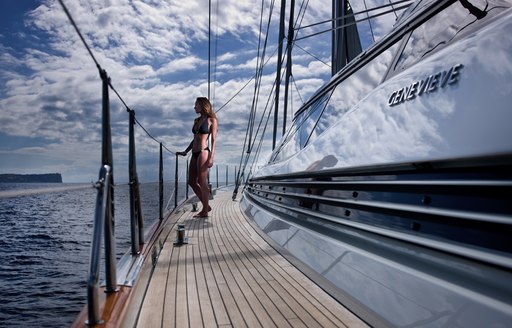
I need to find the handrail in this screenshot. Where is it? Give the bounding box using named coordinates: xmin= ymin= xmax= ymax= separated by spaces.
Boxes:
xmin=175 ymin=154 xmax=179 ymax=208
xmin=186 ymin=159 xmax=189 ymax=199
xmin=159 ymin=143 xmax=164 ymax=220
xmin=85 ymin=68 xmax=118 ymax=326
xmin=87 ymin=45 xmax=239 ymax=326
xmin=100 ymin=70 xmax=117 ymax=294
xmin=87 ymin=165 xmax=112 ymax=325
xmin=128 ymin=108 xmax=144 ymax=254
xmin=56 ymin=2 xmax=239 ymax=325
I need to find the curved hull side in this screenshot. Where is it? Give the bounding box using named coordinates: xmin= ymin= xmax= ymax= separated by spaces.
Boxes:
xmin=242 ymin=6 xmax=512 ymax=327
xmin=241 ymin=158 xmax=512 ymax=327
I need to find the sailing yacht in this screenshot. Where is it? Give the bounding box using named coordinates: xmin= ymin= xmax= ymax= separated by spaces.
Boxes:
xmin=70 ymin=0 xmax=512 ymax=327
xmin=239 ymin=0 xmax=512 ymax=326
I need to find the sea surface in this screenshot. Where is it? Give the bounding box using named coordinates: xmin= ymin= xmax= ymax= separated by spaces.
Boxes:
xmin=0 ymin=181 xmax=187 ymax=327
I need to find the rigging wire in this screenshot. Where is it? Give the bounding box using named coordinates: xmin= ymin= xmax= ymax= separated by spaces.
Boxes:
xmin=215 ymin=77 xmax=254 ymax=113
xmin=237 ymin=79 xmax=278 ymax=193
xmin=389 ymin=0 xmax=400 ymax=19
xmin=236 ymin=0 xmax=310 ymax=190
xmin=246 ymin=105 xmax=274 ymax=186
xmin=282 ymin=0 xmax=308 ymax=117
xmin=234 ymin=0 xmax=277 ymax=194
xmin=250 ymin=0 xmax=276 ymax=151
xmin=245 ymin=87 xmax=277 ymax=187
xmin=245 ymin=0 xmax=266 ymax=154
xmin=295 ymin=3 xmax=411 ymax=42
xmin=364 ymin=0 xmax=377 ymax=43
xmin=292 ymin=0 xmax=310 ymax=40
xmin=296 ymin=0 xmax=412 ymax=31
xmin=213 ymin=0 xmax=220 ymax=106
xmin=294 ymin=43 xmax=331 ymax=68
xmin=57 ymin=0 xmax=176 ymax=155
xmin=208 ymin=0 xmax=211 ymax=99
xmin=291 ymin=75 xmax=304 ymax=105
xmin=234 ymin=0 xmax=270 ymax=183
xmin=215 ymin=45 xmax=279 ymax=114
xmin=237 ymin=0 xmax=411 ymax=188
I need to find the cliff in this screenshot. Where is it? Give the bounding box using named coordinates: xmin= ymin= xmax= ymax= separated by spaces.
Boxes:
xmin=0 ymin=173 xmax=63 ymax=183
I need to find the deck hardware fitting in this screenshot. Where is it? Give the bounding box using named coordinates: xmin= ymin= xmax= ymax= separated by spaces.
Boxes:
xmin=174 ymin=224 xmax=188 ymax=245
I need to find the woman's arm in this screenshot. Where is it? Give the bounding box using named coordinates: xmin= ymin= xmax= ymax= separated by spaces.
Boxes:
xmin=207 ymin=118 xmax=218 ymax=167
xmin=177 ymin=140 xmax=193 ymax=156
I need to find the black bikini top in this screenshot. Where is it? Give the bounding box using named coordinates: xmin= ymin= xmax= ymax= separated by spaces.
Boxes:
xmin=193 ymin=117 xmax=210 ymax=135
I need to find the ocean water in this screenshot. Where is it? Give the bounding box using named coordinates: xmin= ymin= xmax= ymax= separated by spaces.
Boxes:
xmin=0 ymin=182 xmax=186 ymax=327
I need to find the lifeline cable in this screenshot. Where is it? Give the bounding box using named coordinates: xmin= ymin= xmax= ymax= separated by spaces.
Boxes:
xmin=57 ymin=0 xmax=176 ymax=155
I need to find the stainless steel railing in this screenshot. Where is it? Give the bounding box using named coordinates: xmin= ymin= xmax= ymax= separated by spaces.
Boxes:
xmin=85 ymin=67 xmax=238 ymax=325
xmin=56 ymin=2 xmax=238 ymax=324
xmin=86 ymin=69 xmax=118 ymax=325
xmin=87 ymin=165 xmax=113 ymax=325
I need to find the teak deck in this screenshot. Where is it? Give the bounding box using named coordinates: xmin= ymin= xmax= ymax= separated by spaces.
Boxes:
xmin=136 ymin=189 xmax=367 ymax=327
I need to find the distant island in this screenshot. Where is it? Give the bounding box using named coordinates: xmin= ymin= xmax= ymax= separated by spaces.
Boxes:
xmin=0 ymin=173 xmax=63 ymax=183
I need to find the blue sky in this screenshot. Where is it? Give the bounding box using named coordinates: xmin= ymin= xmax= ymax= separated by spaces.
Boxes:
xmin=0 ymin=0 xmax=397 ymax=183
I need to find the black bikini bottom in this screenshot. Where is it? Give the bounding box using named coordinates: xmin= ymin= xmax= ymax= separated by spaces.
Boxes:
xmin=192 ymin=147 xmax=210 ymax=159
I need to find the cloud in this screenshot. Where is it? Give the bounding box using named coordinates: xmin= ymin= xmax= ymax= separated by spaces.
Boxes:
xmin=157 ymin=56 xmax=205 ymax=75
xmin=1 ymin=0 xmax=404 ymax=182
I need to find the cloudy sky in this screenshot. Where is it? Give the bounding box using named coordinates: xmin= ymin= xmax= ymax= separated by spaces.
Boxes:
xmin=0 ymin=0 xmax=398 ymax=183
xmin=0 ymin=0 xmax=329 ymax=183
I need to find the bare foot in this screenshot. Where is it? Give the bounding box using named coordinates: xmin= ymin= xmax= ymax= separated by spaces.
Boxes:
xmin=193 ymin=211 xmax=208 ymax=218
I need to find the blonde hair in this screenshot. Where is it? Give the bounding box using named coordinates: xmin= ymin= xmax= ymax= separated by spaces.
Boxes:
xmin=196 ymin=97 xmax=217 ymax=119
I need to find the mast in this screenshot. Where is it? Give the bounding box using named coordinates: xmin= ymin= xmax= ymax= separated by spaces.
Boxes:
xmin=332 ymin=0 xmax=362 ymax=76
xmin=282 ymin=0 xmax=295 ymax=136
xmin=273 ymin=0 xmax=287 ymax=150
xmin=273 ymin=0 xmax=295 ymax=148
xmin=208 ymin=0 xmax=211 ymax=99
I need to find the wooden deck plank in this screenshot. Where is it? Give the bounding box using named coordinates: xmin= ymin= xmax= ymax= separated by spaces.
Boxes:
xmin=207 ymin=219 xmax=260 ymax=327
xmin=201 ymin=216 xmax=248 ymax=327
xmin=185 ymin=235 xmax=203 ymax=328
xmin=219 ymin=241 xmax=297 ymax=320
xmin=220 ymin=205 xmax=312 ymax=324
xmin=211 ymin=245 xmax=263 ymax=327
xmin=216 ymin=238 xmax=292 ymax=327
xmin=175 ymin=244 xmax=189 ymax=327
xmin=225 ymin=196 xmax=357 ymax=328
xmin=223 ymin=201 xmax=357 ymax=328
xmin=216 ymin=196 xmax=336 ymax=326
xmin=217 ymin=201 xmax=296 ymax=326
xmin=136 ymin=241 xmax=172 ymax=327
xmin=196 ymin=218 xmax=232 ymax=326
xmin=281 ymin=265 xmax=367 ymax=328
xmin=161 ymin=237 xmax=179 ymax=327
xmin=287 ymin=318 xmax=308 ymax=328
xmin=191 ymin=219 xmax=218 ymax=328
xmin=136 ymin=189 xmax=368 ymax=328
xmin=213 ymin=203 xmax=288 ymax=328
xmin=245 ymin=246 xmax=344 ymax=328
xmin=250 ymin=240 xmax=345 ymax=327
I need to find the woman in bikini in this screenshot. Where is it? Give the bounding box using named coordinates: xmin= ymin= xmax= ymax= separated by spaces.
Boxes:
xmin=177 ymin=97 xmax=218 ymax=217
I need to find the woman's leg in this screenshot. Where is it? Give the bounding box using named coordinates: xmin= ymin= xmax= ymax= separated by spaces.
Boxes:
xmin=195 ymin=150 xmax=210 ymax=216
xmin=188 ymin=155 xmax=204 ymax=205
